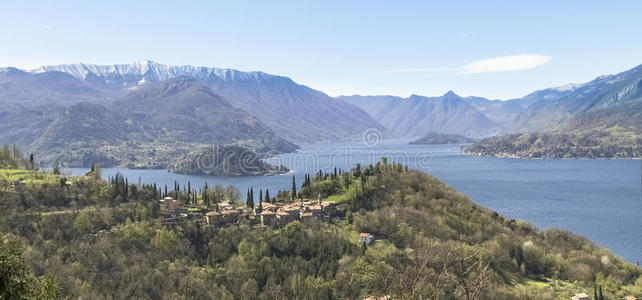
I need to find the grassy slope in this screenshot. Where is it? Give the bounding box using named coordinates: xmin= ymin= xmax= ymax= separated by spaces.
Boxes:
xmin=0 ymin=169 xmax=61 ymax=185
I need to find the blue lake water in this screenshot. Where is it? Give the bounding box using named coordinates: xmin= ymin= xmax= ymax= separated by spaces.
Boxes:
xmin=70 ymin=138 xmax=642 ymax=263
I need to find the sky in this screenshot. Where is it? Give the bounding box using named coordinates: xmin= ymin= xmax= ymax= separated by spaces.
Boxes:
xmin=1 ymin=1 xmax=641 ymax=99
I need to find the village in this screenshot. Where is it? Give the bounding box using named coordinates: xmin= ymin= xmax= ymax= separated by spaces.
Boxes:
xmin=159 ymin=193 xmax=345 ymax=228
xmin=157 ymin=189 xmax=376 ymax=246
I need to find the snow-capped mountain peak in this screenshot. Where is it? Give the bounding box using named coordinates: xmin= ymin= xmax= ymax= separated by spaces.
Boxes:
xmin=30 ymin=60 xmax=273 ymax=83
xmin=553 ymin=83 xmax=582 ymax=92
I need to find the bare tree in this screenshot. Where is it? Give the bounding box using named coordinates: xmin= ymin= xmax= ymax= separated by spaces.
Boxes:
xmin=442 ymin=242 xmax=493 ymax=300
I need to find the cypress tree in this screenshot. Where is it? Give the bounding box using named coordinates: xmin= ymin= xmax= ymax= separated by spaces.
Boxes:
xmin=258 ymin=189 xmax=263 ymax=212
xmin=291 ymin=176 xmax=296 ymax=202
xmin=250 ymin=187 xmax=255 ymax=209
xmin=203 ymin=188 xmax=209 ymax=207
xmin=265 ymin=189 xmax=270 ymax=204
xmin=124 ymin=178 xmax=129 ymax=202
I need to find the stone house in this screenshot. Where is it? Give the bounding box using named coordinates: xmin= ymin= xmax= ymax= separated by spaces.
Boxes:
xmin=261 ymin=211 xmax=277 ymax=226
xmin=159 ymin=196 xmax=179 ymax=213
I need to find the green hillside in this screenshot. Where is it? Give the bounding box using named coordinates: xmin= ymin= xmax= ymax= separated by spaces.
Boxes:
xmin=0 ymin=152 xmax=640 ymax=299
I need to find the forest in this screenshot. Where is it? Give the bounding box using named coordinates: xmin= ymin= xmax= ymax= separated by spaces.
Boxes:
xmin=1 ymin=145 xmax=641 ymax=299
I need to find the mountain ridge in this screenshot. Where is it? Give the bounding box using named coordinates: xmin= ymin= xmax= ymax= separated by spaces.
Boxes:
xmin=26 ymin=60 xmax=386 ymax=142
xmin=342 ymin=64 xmax=642 ymax=144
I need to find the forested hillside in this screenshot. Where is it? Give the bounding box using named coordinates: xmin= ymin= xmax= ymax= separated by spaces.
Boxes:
xmin=463 ymin=65 xmax=642 ymax=158
xmin=1 ymin=148 xmax=640 ymax=299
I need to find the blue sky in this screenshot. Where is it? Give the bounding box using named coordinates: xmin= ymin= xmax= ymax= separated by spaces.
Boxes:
xmin=1 ymin=1 xmax=641 ymax=99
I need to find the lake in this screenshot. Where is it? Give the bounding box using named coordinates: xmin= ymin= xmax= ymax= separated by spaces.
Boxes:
xmin=70 ymin=138 xmax=642 ymax=263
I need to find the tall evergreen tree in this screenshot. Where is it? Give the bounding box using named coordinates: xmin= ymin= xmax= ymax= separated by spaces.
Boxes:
xmin=265 ymin=189 xmax=270 ymax=204
xmin=203 ymin=189 xmax=209 ymax=207
xmin=258 ymin=189 xmax=263 ymax=212
xmin=247 ymin=187 xmax=254 ymax=208
xmin=188 ymin=182 xmax=191 ymax=199
xmin=124 ymin=178 xmax=129 ymax=202
xmin=291 ymin=176 xmax=296 ymax=202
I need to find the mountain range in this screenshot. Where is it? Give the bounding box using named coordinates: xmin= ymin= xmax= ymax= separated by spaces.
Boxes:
xmin=342 ymin=64 xmax=642 ymax=147
xmin=0 ymin=60 xmax=640 ymax=167
xmin=35 ymin=60 xmax=386 ymax=142
xmin=0 ymin=61 xmax=387 ymax=169
xmin=339 ymin=92 xmax=504 ymax=138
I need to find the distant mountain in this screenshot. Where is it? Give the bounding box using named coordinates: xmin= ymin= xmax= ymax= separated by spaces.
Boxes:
xmin=113 ymin=78 xmax=293 ymax=148
xmin=3 ymin=60 xmax=641 ymax=162
xmin=3 ymin=78 xmax=297 ymax=171
xmin=509 ymin=64 xmax=642 ymax=133
xmin=37 ymin=60 xmax=385 ymax=142
xmin=0 ymin=67 xmax=105 ymax=106
xmin=342 ymin=64 xmax=641 ymax=142
xmin=0 ymin=60 xmax=389 ymax=172
xmin=339 ymin=91 xmax=500 ymax=138
xmin=464 ymin=65 xmax=642 ymax=158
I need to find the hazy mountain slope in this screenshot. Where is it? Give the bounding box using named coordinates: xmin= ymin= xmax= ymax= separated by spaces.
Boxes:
xmin=340 ymin=91 xmax=499 ymax=138
xmin=0 ymin=68 xmax=105 ymax=106
xmin=509 ymin=64 xmax=642 ymax=133
xmin=38 ymin=60 xmax=385 ymax=142
xmin=114 ymin=78 xmax=297 ymax=151
xmin=464 ymin=96 xmax=533 ymax=128
xmin=31 ymin=102 xmax=126 ymax=150
xmin=338 ymin=86 xmax=584 ymax=139
xmin=22 ymin=80 xmax=298 ymax=168
xmin=0 ymin=103 xmax=62 ymax=147
xmin=464 ymin=65 xmax=642 ymax=158
xmin=203 ymin=74 xmax=385 ymax=142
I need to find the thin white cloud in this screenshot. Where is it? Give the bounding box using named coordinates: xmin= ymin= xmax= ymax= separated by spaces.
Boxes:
xmin=382 ymin=54 xmax=551 ymax=74
xmin=457 ymin=54 xmax=552 ymax=74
